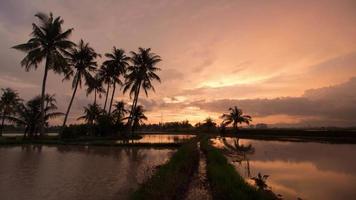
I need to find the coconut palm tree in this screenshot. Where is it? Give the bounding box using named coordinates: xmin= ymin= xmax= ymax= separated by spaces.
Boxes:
xmin=86 ymin=75 xmax=105 ymax=104
xmin=0 ymin=88 xmax=22 ymax=136
xmin=77 ymin=103 xmax=102 ymax=126
xmin=123 ymin=48 xmax=161 ymax=131
xmin=62 ymin=39 xmax=99 ymax=129
xmin=97 ymin=64 xmax=113 ymax=111
xmin=220 ymin=106 xmax=252 ymax=130
xmin=112 ymin=101 xmax=128 ymax=125
xmin=103 ymin=47 xmax=130 ymax=114
xmin=9 ymin=95 xmax=63 ymax=138
xmin=13 ymin=12 xmax=75 ymax=136
xmin=125 ymin=105 xmax=147 ymax=134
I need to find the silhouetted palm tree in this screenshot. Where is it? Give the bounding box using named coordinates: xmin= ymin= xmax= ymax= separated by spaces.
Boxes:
xmin=221 ymin=106 xmax=252 ymax=130
xmin=97 ymin=64 xmax=113 ymax=111
xmin=0 ymin=88 xmax=22 ymax=136
xmin=124 ymin=48 xmax=161 ymax=131
xmin=9 ymin=95 xmax=63 ymax=138
xmin=86 ymin=75 xmax=105 ymax=104
xmin=125 ymin=105 xmax=147 ymax=134
xmin=112 ymin=101 xmax=128 ymax=125
xmin=13 ymin=12 xmax=75 ymax=136
xmin=103 ymin=47 xmax=130 ymax=114
xmin=77 ymin=103 xmax=102 ymax=126
xmin=62 ymin=39 xmax=99 ymax=128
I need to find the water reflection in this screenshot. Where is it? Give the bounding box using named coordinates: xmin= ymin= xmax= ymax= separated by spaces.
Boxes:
xmin=212 ymin=137 xmax=356 ymax=200
xmin=117 ymin=134 xmax=195 ymax=144
xmin=0 ymin=145 xmax=174 ymax=200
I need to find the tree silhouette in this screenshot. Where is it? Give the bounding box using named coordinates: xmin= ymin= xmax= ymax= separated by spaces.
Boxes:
xmin=86 ymin=75 xmax=105 ymax=104
xmin=103 ymin=47 xmax=129 ymax=114
xmin=13 ymin=12 xmax=75 ymax=136
xmin=97 ymin=64 xmax=113 ymax=111
xmin=0 ymin=88 xmax=22 ymax=136
xmin=125 ymin=105 xmax=147 ymax=134
xmin=221 ymin=106 xmax=252 ymax=130
xmin=124 ymin=48 xmax=161 ymax=133
xmin=77 ymin=103 xmax=102 ymax=126
xmin=112 ymin=100 xmax=128 ymax=125
xmin=62 ymin=39 xmax=99 ymax=129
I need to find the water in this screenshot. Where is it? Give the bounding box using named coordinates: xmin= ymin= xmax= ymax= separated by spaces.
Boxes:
xmin=211 ymin=137 xmax=356 ymax=200
xmin=2 ymin=132 xmax=59 ymax=137
xmin=0 ymin=145 xmax=175 ymax=200
xmin=117 ymin=134 xmax=195 ymax=144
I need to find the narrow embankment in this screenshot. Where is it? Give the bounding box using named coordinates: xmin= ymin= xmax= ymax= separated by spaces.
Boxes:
xmin=201 ymin=137 xmax=276 ymax=200
xmin=184 ymin=142 xmax=212 ymax=200
xmin=130 ymin=139 xmax=199 ymax=200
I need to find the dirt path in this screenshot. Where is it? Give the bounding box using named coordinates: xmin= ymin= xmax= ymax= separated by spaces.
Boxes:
xmin=184 ymin=142 xmax=212 ymax=200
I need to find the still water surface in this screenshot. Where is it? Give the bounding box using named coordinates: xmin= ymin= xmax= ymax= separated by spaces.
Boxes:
xmin=0 ymin=145 xmax=174 ymax=200
xmin=212 ymin=137 xmax=356 ymax=200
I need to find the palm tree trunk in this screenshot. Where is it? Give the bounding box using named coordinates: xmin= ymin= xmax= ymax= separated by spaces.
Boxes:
xmin=0 ymin=111 xmax=5 ymax=137
xmin=62 ymin=79 xmax=79 ymax=129
xmin=103 ymin=83 xmax=110 ymax=111
xmin=39 ymin=60 xmax=49 ymax=136
xmin=128 ymin=84 xmax=141 ymax=136
xmin=108 ymin=82 xmax=116 ymax=114
xmin=94 ymin=89 xmax=97 ymax=104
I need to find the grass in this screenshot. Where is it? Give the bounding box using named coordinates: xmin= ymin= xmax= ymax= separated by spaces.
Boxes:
xmin=130 ymin=139 xmax=199 ymax=200
xmin=200 ymin=137 xmax=275 ymax=200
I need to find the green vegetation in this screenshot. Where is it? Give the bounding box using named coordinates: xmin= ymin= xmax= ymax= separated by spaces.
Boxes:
xmin=131 ymin=139 xmax=199 ymax=200
xmin=200 ymin=137 xmax=275 ymax=200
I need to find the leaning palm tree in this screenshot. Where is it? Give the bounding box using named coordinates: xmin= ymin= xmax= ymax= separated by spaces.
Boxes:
xmin=13 ymin=12 xmax=75 ymax=136
xmin=9 ymin=95 xmax=63 ymax=138
xmin=86 ymin=75 xmax=105 ymax=104
xmin=125 ymin=105 xmax=147 ymax=134
xmin=124 ymin=48 xmax=161 ymax=131
xmin=0 ymin=88 xmax=22 ymax=136
xmin=103 ymin=47 xmax=130 ymax=114
xmin=220 ymin=106 xmax=252 ymax=130
xmin=62 ymin=39 xmax=99 ymax=129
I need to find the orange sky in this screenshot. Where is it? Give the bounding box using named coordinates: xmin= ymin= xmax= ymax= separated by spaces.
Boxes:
xmin=1 ymin=0 xmax=356 ymax=126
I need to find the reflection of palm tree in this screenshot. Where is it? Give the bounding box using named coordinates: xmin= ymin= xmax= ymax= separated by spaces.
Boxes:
xmin=0 ymin=88 xmax=22 ymax=136
xmin=62 ymin=40 xmax=99 ymax=128
xmin=124 ymin=48 xmax=161 ymax=132
xmin=103 ymin=47 xmax=130 ymax=114
xmin=13 ymin=12 xmax=75 ymax=136
xmin=9 ymin=95 xmax=63 ymax=138
xmin=221 ymin=106 xmax=252 ymax=131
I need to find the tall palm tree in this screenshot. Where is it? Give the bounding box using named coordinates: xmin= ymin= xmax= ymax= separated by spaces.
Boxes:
xmin=124 ymin=48 xmax=161 ymax=131
xmin=103 ymin=47 xmax=130 ymax=114
xmin=220 ymin=106 xmax=252 ymax=130
xmin=62 ymin=39 xmax=99 ymax=128
xmin=125 ymin=105 xmax=147 ymax=134
xmin=13 ymin=12 xmax=75 ymax=136
xmin=9 ymin=95 xmax=63 ymax=138
xmin=112 ymin=101 xmax=128 ymax=125
xmin=97 ymin=64 xmax=113 ymax=111
xmin=0 ymin=88 xmax=22 ymax=136
xmin=86 ymin=75 xmax=105 ymax=104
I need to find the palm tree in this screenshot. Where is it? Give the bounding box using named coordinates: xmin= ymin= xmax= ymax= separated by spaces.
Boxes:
xmin=77 ymin=103 xmax=102 ymax=126
xmin=220 ymin=106 xmax=252 ymax=130
xmin=112 ymin=101 xmax=128 ymax=125
xmin=62 ymin=39 xmax=99 ymax=129
xmin=125 ymin=105 xmax=147 ymax=134
xmin=86 ymin=75 xmax=105 ymax=105
xmin=9 ymin=95 xmax=63 ymax=138
xmin=13 ymin=12 xmax=75 ymax=136
xmin=97 ymin=64 xmax=113 ymax=111
xmin=124 ymin=48 xmax=161 ymax=131
xmin=103 ymin=47 xmax=130 ymax=114
xmin=0 ymin=88 xmax=22 ymax=136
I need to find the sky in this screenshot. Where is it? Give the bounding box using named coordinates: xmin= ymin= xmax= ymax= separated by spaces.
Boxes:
xmin=0 ymin=0 xmax=356 ymax=127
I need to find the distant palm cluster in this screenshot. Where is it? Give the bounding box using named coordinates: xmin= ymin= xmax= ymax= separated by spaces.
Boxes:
xmin=0 ymin=12 xmax=161 ymax=138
